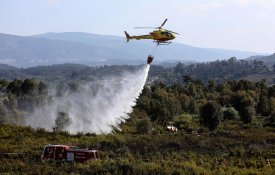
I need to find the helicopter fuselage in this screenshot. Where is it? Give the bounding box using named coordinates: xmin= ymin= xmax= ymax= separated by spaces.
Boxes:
xmin=150 ymin=29 xmax=176 ymax=41
xmin=124 ymin=29 xmax=175 ymax=45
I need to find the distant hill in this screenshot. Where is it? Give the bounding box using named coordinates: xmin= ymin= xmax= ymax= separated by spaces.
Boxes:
xmin=247 ymin=53 xmax=275 ymax=68
xmin=0 ymin=32 xmax=263 ymax=68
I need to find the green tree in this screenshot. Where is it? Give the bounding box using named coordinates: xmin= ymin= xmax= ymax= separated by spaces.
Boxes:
xmin=148 ymin=88 xmax=181 ymax=124
xmin=38 ymin=82 xmax=48 ymax=95
xmin=200 ymin=101 xmax=221 ymax=130
xmin=232 ymin=91 xmax=255 ymax=124
xmin=0 ymin=79 xmax=9 ymax=91
xmin=273 ymin=63 xmax=275 ymax=73
xmin=208 ymin=80 xmax=216 ymax=93
xmin=241 ymin=107 xmax=254 ymax=124
xmin=136 ymin=117 xmax=152 ymax=134
xmin=4 ymin=94 xmax=18 ymax=109
xmin=7 ymin=79 xmax=22 ymax=96
xmin=68 ymin=82 xmax=79 ymax=92
xmin=21 ymin=79 xmax=37 ymax=95
xmin=270 ymin=97 xmax=275 ymax=116
xmin=71 ymin=70 xmax=78 ymax=79
xmin=0 ymin=101 xmax=8 ymax=124
xmin=177 ymin=94 xmax=190 ymax=113
xmin=189 ymin=100 xmax=199 ymax=114
xmin=267 ymin=114 xmax=275 ymax=127
xmin=183 ymin=75 xmax=192 ymax=83
xmin=257 ymin=95 xmax=270 ymax=116
xmin=54 ymin=112 xmax=71 ymax=131
xmin=174 ymin=113 xmax=197 ymax=132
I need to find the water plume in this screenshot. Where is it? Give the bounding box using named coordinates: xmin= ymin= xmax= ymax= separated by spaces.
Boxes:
xmin=25 ymin=64 xmax=150 ymax=134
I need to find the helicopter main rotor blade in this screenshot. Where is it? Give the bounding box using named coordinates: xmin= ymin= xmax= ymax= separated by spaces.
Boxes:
xmin=135 ymin=19 xmax=168 ymax=29
xmin=160 ymin=19 xmax=168 ymax=28
xmin=164 ymin=29 xmax=180 ymax=35
xmin=134 ymin=27 xmax=157 ymax=29
xmin=170 ymin=31 xmax=180 ymax=35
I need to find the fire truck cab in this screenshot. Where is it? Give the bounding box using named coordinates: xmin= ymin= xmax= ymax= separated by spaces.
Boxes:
xmin=41 ymin=144 xmax=98 ymax=162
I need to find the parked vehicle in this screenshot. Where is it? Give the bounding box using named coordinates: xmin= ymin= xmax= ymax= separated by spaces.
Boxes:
xmin=41 ymin=144 xmax=98 ymax=162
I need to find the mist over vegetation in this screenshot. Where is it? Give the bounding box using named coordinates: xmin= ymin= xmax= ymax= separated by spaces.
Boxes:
xmin=0 ymin=65 xmax=150 ymax=133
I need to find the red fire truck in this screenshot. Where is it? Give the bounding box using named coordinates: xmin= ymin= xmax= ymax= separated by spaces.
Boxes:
xmin=41 ymin=144 xmax=99 ymax=162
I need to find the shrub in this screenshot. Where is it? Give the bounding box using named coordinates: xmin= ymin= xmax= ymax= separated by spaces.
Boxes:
xmin=221 ymin=107 xmax=239 ymax=120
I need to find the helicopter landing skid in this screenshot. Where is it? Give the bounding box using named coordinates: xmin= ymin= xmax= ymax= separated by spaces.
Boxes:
xmin=155 ymin=41 xmax=172 ymax=46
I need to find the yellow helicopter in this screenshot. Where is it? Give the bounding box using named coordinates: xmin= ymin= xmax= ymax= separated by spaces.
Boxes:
xmin=124 ymin=19 xmax=179 ymax=45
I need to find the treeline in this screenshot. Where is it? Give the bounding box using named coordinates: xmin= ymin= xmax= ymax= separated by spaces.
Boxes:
xmin=0 ymin=63 xmax=143 ymax=81
xmin=1 ymin=58 xmax=274 ymax=85
xmin=149 ymin=57 xmax=273 ymax=85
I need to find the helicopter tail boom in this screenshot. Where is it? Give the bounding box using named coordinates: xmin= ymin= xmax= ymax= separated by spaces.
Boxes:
xmin=124 ymin=31 xmax=131 ymax=42
xmin=124 ymin=31 xmax=155 ymax=42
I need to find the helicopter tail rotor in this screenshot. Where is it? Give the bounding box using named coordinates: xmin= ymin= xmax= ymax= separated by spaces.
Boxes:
xmin=124 ymin=31 xmax=131 ymax=42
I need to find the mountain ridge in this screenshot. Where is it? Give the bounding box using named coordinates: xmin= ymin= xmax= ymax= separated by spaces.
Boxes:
xmin=0 ymin=32 xmax=266 ymax=68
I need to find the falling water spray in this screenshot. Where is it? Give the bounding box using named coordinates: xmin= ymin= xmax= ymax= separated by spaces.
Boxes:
xmin=25 ymin=64 xmax=150 ymax=134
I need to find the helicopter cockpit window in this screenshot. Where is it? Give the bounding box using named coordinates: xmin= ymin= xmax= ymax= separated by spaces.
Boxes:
xmin=161 ymin=32 xmax=166 ymax=35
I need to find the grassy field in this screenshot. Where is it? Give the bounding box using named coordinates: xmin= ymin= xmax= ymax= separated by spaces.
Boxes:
xmin=0 ymin=122 xmax=274 ymax=175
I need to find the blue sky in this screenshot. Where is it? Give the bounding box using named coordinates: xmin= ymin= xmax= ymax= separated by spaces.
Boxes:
xmin=1 ymin=0 xmax=275 ymax=53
